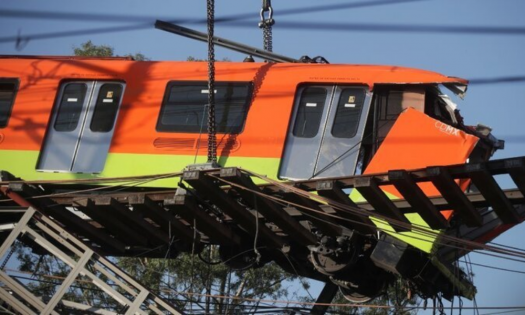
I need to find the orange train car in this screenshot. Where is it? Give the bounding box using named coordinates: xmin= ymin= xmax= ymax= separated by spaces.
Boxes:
xmin=0 ymin=55 xmax=505 ymax=301
xmin=0 ymin=54 xmax=503 ymax=256
xmin=0 ymin=55 xmax=498 ymax=185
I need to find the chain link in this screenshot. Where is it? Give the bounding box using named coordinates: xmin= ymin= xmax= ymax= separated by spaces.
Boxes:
xmin=259 ymin=1 xmax=274 ymax=53
xmin=206 ymin=0 xmax=217 ymax=163
xmin=262 ymin=22 xmax=273 ymax=52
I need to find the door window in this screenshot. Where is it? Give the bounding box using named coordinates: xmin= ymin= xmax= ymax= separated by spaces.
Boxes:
xmin=54 ymin=83 xmax=88 ymax=132
xmin=331 ymin=88 xmax=366 ymax=138
xmin=90 ymin=84 xmax=123 ymax=132
xmin=292 ymin=87 xmax=328 ymax=138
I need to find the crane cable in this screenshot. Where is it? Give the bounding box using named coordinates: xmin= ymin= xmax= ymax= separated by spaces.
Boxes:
xmin=206 ymin=0 xmax=217 ymax=163
xmin=259 ymin=0 xmax=275 ymax=52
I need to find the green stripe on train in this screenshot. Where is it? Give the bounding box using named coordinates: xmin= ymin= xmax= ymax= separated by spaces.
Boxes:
xmin=0 ymin=150 xmax=281 ymax=187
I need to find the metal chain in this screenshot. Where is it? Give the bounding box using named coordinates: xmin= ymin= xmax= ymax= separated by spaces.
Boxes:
xmin=262 ymin=23 xmax=273 ymax=52
xmin=259 ymin=0 xmax=274 ymax=53
xmin=206 ymin=0 xmax=217 ymax=163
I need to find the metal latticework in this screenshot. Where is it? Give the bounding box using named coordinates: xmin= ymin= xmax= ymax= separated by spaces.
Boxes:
xmin=0 ymin=207 xmax=183 ymax=315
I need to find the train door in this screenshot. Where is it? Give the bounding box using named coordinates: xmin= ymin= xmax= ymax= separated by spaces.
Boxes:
xmin=279 ymin=85 xmax=371 ymax=180
xmin=37 ymin=81 xmax=125 ymax=173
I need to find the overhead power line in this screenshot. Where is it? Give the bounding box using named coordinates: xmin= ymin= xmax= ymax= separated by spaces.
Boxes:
xmin=2 ymin=20 xmax=525 ymax=46
xmin=274 ymin=0 xmax=429 ymax=16
xmin=1 ymin=0 xmax=525 ymax=46
xmin=461 ymin=260 xmax=525 ymax=275
xmin=223 ymin=20 xmax=525 ymax=35
xmin=0 ymin=1 xmax=428 ymax=23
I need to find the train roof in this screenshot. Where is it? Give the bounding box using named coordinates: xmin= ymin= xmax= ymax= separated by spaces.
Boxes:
xmin=0 ymin=54 xmax=134 ymax=61
xmin=0 ymin=54 xmax=468 ymax=96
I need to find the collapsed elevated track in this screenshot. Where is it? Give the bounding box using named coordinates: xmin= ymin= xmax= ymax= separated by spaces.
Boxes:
xmin=0 ymin=156 xmax=525 ymax=313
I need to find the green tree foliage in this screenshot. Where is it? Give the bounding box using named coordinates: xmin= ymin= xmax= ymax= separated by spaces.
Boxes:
xmin=73 ymin=40 xmax=113 ymax=57
xmin=117 ymin=246 xmax=305 ymax=313
xmin=73 ymin=40 xmax=148 ymax=60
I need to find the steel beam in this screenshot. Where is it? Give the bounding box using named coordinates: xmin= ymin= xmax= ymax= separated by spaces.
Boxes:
xmin=0 ymin=207 xmax=35 ymax=259
xmin=75 ymin=198 xmax=148 ymax=246
xmin=310 ymin=281 xmax=339 ymax=315
xmin=183 ymin=170 xmax=285 ymax=249
xmin=268 ymin=156 xmax=525 ymax=191
xmin=0 ymin=286 xmax=36 ymax=315
xmin=18 ymin=218 xmax=146 ymax=311
xmin=220 ymin=168 xmax=317 ymax=246
xmin=389 ymin=170 xmax=449 ymax=229
xmin=281 ymin=187 xmax=342 ymax=237
xmin=0 ymin=196 xmax=182 ymax=314
xmin=354 ymin=177 xmax=410 ymax=231
xmin=18 ymin=211 xmax=181 ymax=314
xmin=426 ymin=166 xmax=483 ymax=227
xmin=94 ymin=197 xmax=169 ymax=245
xmin=32 ymin=219 xmax=139 ymax=298
xmin=125 ymin=290 xmax=149 ymax=315
xmin=439 ymin=204 xmax=525 ymax=262
xmin=0 ymin=270 xmax=59 ymax=314
xmin=316 ymin=180 xmax=376 ymax=234
xmin=3 ymin=185 xmax=125 ymax=253
xmin=60 ymin=300 xmax=117 ymax=315
xmin=22 ymin=226 xmax=133 ymax=306
xmin=129 ymin=195 xmax=195 ymax=242
xmin=41 ymin=249 xmax=94 ymax=315
xmin=466 ymin=164 xmax=520 ymax=224
xmin=164 ymin=195 xmax=241 ymax=246
xmin=155 ymin=20 xmax=298 ymax=63
xmin=505 ymin=158 xmax=525 ymax=199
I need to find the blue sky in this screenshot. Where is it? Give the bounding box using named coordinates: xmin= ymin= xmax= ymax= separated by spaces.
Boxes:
xmin=1 ymin=0 xmax=525 ymax=312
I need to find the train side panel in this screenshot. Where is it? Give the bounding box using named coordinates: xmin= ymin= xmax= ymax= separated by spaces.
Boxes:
xmin=0 ymin=57 xmax=469 ymax=186
xmin=0 ymin=59 xmax=296 ymax=184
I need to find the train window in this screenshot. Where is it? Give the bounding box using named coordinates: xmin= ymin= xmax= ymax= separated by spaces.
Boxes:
xmin=372 ymin=87 xmax=425 ymax=143
xmin=425 ymin=88 xmax=455 ymax=125
xmin=331 ymin=88 xmax=366 ymax=138
xmin=90 ymin=84 xmax=123 ymax=132
xmin=374 ymin=90 xmax=405 ymax=145
xmin=157 ymin=82 xmax=252 ymax=133
xmin=0 ymin=79 xmax=19 ymax=128
xmin=54 ymin=83 xmax=87 ymax=132
xmin=292 ymin=87 xmax=327 ymax=138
